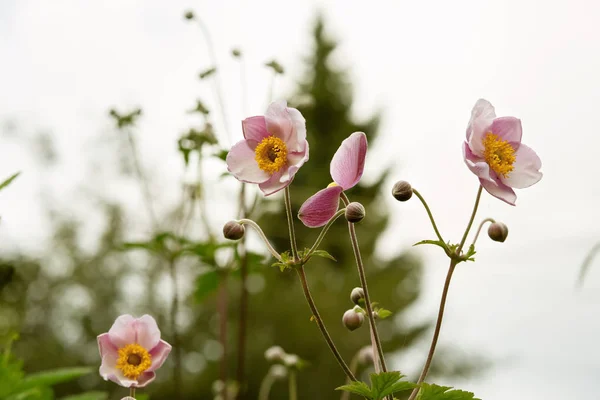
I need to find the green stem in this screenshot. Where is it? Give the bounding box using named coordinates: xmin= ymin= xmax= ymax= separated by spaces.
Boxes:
xmin=457 ymin=185 xmax=483 ymax=254
xmin=236 ymin=219 xmax=281 ymax=261
xmin=258 ymin=373 xmax=276 ymax=400
xmin=412 ymin=188 xmax=446 ymax=246
xmin=289 ymin=370 xmax=297 ymax=400
xmin=407 ymin=260 xmax=457 ymax=400
xmin=303 ymin=208 xmax=346 ymax=262
xmin=340 ymin=193 xmax=388 ymax=373
xmin=470 ymin=217 xmax=495 ymax=247
xmin=129 ymin=387 xmax=136 ymax=399
xmin=284 ymin=186 xmax=299 ymax=261
xmin=296 ymin=266 xmax=357 ymax=381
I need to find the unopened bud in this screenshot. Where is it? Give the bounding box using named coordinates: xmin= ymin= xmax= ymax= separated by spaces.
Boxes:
xmin=283 ymin=353 xmax=299 ymax=367
xmin=264 ymin=345 xmax=285 ymax=362
xmin=184 ymin=10 xmax=195 ymax=20
xmin=350 ymin=287 xmax=365 ymax=305
xmin=345 ymin=202 xmax=365 ymax=223
xmin=223 ymin=221 xmax=245 ymax=240
xmin=342 ymin=309 xmax=364 ymax=331
xmin=392 ymin=181 xmax=413 ymax=202
xmin=488 ymin=222 xmax=508 ymax=243
xmin=269 ymin=364 xmax=288 ymax=379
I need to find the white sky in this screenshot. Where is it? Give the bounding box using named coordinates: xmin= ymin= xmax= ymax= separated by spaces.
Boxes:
xmin=1 ymin=0 xmax=600 ymax=399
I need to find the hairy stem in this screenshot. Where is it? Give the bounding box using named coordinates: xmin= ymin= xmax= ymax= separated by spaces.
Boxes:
xmin=284 ymin=186 xmax=299 ymax=261
xmin=407 ymin=260 xmax=457 ymax=400
xmin=296 ymin=266 xmax=356 ymax=381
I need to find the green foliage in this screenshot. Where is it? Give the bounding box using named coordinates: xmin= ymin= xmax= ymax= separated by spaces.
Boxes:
xmin=199 ymin=67 xmax=216 ymax=79
xmin=337 ymin=371 xmax=416 ymax=400
xmin=417 ymin=384 xmax=480 ymax=400
xmin=265 ymin=60 xmax=284 ymax=74
xmin=194 ymin=270 xmax=220 ymax=301
xmin=108 ymin=108 xmax=142 ymax=128
xmin=0 ymin=172 xmax=20 ymax=193
xmin=58 ymin=392 xmax=109 ymax=400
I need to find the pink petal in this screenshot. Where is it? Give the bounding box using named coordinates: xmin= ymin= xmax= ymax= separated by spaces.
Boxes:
xmin=265 ymin=100 xmax=293 ymax=143
xmin=242 ymin=116 xmax=269 ymax=142
xmin=148 ymin=339 xmax=172 ymax=372
xmin=279 ymin=144 xmax=310 ymax=183
xmin=134 ymin=371 xmax=156 ymax=388
xmin=480 ymin=177 xmax=516 ymax=206
xmin=133 ymin=315 xmax=161 ymax=350
xmin=99 ymin=353 xmax=137 ymax=388
xmin=108 ymin=315 xmax=136 ymax=349
xmin=258 ymin=170 xmax=288 ymax=196
xmin=490 ymin=116 xmax=522 ymax=144
xmin=330 ymin=132 xmax=367 ymax=190
xmin=462 ymin=142 xmax=495 ymax=183
xmin=226 ymin=140 xmax=270 ymax=184
xmin=97 ymin=333 xmax=118 ymax=359
xmin=285 ymin=107 xmax=307 ymax=152
xmin=467 ymin=99 xmax=496 ymax=157
xmin=298 ymin=186 xmax=344 ymax=228
xmin=500 ymin=143 xmax=542 ymax=189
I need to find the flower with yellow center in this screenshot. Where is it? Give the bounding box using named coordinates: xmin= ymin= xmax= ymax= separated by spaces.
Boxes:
xmin=254 ymin=136 xmax=288 ymax=174
xmin=116 ymin=343 xmax=152 ymax=380
xmin=482 ymin=132 xmax=516 ymax=178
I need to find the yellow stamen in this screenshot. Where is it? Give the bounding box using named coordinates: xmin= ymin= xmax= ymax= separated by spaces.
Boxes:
xmin=327 ymin=182 xmax=339 ymax=188
xmin=116 ymin=343 xmax=152 ymax=380
xmin=255 ymin=136 xmax=287 ymax=174
xmin=482 ymin=132 xmax=516 ymax=178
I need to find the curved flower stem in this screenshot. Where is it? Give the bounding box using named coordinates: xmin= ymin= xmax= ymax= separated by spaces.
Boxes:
xmin=130 ymin=387 xmax=136 ymax=399
xmin=296 ymin=266 xmax=357 ymax=381
xmin=303 ymin=208 xmax=346 ymax=262
xmin=284 ymin=187 xmax=299 ymax=261
xmin=236 ymin=185 xmax=249 ymax=398
xmin=470 ymin=217 xmax=495 ymax=247
xmin=457 ymin=185 xmax=483 ymax=254
xmin=407 ymin=260 xmax=457 ymax=400
xmin=258 ymin=372 xmax=276 ymax=400
xmin=289 ymin=370 xmax=298 ymax=400
xmin=412 ymin=188 xmax=446 ymax=246
xmin=236 ymin=219 xmax=282 ymax=261
xmin=340 ymin=193 xmax=388 ymax=374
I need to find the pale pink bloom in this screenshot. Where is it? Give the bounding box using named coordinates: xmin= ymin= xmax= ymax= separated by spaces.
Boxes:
xmin=97 ymin=314 xmax=171 ymax=388
xmin=463 ymin=99 xmax=542 ymax=205
xmin=298 ymin=132 xmax=367 ymax=227
xmin=226 ymin=100 xmax=309 ymax=196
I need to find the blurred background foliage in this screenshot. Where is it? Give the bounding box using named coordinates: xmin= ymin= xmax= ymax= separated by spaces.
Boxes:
xmin=0 ymin=13 xmax=481 ymax=400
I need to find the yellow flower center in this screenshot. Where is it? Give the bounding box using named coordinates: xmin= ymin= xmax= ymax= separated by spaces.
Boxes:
xmin=482 ymin=132 xmax=516 ymax=178
xmin=254 ymin=136 xmax=287 ymax=174
xmin=116 ymin=343 xmax=152 ymax=380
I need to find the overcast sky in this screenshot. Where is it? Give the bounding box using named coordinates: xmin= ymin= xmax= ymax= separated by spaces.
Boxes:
xmin=1 ymin=0 xmax=600 ymax=399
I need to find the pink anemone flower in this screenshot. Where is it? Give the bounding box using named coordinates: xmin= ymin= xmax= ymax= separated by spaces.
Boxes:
xmin=226 ymin=100 xmax=309 ymax=196
xmin=298 ymin=132 xmax=367 ymax=227
xmin=463 ymin=99 xmax=542 ymax=205
xmin=97 ymin=314 xmax=171 ymax=388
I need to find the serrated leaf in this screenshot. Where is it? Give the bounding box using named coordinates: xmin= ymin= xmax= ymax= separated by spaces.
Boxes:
xmin=18 ymin=367 xmax=92 ymax=390
xmin=0 ymin=172 xmax=20 ymax=192
xmin=194 ymin=270 xmax=219 ymax=302
xmin=336 ymin=381 xmax=373 ymax=399
xmin=370 ymin=371 xmax=415 ymax=399
xmin=59 ymin=392 xmax=109 ymax=400
xmin=417 ymin=383 xmax=480 ymax=400
xmin=377 ymin=309 xmax=392 ymax=320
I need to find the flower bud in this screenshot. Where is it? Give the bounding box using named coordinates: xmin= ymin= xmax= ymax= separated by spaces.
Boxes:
xmin=392 ymin=180 xmax=413 ymax=202
xmin=269 ymin=364 xmax=288 ymax=379
xmin=223 ymin=221 xmax=245 ymax=240
xmin=342 ymin=309 xmax=364 ymax=331
xmin=350 ymin=287 xmax=365 ymax=305
xmin=183 ymin=10 xmax=195 ymax=20
xmin=345 ymin=202 xmax=366 ymax=223
xmin=264 ymin=345 xmax=285 ymax=362
xmin=488 ymin=222 xmax=508 ymax=243
xmin=282 ymin=354 xmax=299 ymax=367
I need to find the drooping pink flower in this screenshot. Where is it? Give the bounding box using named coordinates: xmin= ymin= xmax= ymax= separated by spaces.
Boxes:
xmin=226 ymin=100 xmax=309 ymax=196
xmin=463 ymin=99 xmax=542 ymax=205
xmin=298 ymin=132 xmax=367 ymax=227
xmin=97 ymin=314 xmax=171 ymax=388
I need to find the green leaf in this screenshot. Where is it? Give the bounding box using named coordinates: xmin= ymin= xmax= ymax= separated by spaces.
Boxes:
xmin=199 ymin=67 xmax=216 ymax=79
xmin=377 ymin=308 xmax=392 ymax=320
xmin=370 ymin=371 xmax=416 ymax=399
xmin=18 ymin=367 xmax=92 ymax=390
xmin=194 ymin=270 xmax=220 ymax=302
xmin=413 ymin=239 xmax=446 ymax=249
xmin=214 ymin=149 xmax=229 ymax=161
xmin=336 ymin=381 xmax=373 ymax=399
xmin=0 ymin=172 xmax=20 ymax=192
xmin=311 ymin=249 xmax=336 ymax=261
xmin=417 ymin=383 xmax=480 ymax=400
xmin=59 ymin=392 xmax=109 ymax=400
